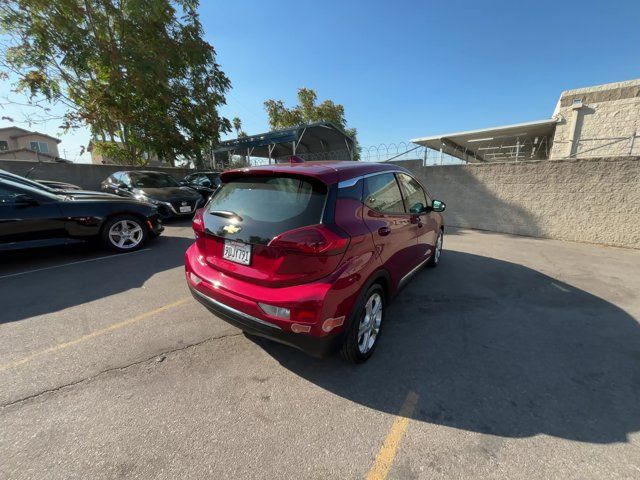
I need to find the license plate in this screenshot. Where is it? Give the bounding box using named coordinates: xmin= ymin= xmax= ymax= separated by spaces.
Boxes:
xmin=223 ymin=240 xmax=251 ymax=265
xmin=179 ymin=206 xmax=192 ymax=213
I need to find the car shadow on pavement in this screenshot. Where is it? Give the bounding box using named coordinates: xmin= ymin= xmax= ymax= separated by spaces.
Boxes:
xmin=253 ymin=250 xmax=640 ymax=444
xmin=0 ymin=234 xmax=194 ymax=324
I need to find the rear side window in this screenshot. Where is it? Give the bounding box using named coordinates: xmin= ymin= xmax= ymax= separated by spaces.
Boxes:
xmin=397 ymin=173 xmax=431 ymax=211
xmin=363 ymin=173 xmax=405 ymax=214
xmin=207 ymin=176 xmax=327 ymax=244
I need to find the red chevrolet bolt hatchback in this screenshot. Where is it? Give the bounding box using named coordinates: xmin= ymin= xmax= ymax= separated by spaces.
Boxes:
xmin=185 ymin=161 xmax=445 ymax=362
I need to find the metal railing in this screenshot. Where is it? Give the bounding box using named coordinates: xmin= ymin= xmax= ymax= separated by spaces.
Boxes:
xmin=553 ymin=132 xmax=639 ymax=158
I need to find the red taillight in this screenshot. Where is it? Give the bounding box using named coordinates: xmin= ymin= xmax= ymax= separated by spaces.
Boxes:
xmin=192 ymin=208 xmax=205 ymax=235
xmin=269 ymin=225 xmax=349 ymax=255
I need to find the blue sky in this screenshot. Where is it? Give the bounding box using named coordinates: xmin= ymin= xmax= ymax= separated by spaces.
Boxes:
xmin=2 ymin=0 xmax=640 ymax=162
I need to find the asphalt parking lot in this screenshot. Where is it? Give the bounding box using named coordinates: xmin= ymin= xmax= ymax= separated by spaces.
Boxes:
xmin=1 ymin=223 xmax=639 ymax=480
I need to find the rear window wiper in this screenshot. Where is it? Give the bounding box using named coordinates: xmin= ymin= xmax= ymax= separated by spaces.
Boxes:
xmin=209 ymin=210 xmax=243 ymax=222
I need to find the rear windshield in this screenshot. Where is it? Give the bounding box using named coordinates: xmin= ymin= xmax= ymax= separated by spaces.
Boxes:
xmin=206 ymin=176 xmax=327 ymax=244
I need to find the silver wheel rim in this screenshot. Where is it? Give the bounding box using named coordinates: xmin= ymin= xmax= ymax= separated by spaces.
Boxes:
xmin=357 ymin=292 xmax=383 ymax=354
xmin=108 ymin=220 xmax=143 ymax=249
xmin=434 ymin=233 xmax=443 ymax=263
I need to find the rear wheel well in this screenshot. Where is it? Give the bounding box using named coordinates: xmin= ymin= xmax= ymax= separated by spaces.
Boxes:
xmin=365 ymin=269 xmax=391 ymax=304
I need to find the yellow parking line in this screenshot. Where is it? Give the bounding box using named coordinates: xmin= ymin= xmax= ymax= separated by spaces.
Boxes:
xmin=367 ymin=391 xmax=419 ymax=480
xmin=0 ymin=297 xmax=190 ymax=374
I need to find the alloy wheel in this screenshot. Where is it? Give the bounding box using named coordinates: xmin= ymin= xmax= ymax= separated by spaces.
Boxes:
xmin=357 ymin=292 xmax=383 ymax=354
xmin=108 ymin=220 xmax=144 ymax=249
xmin=434 ymin=232 xmax=443 ymax=263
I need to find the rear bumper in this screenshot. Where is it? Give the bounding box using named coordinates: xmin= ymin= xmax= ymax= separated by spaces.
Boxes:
xmin=189 ymin=285 xmax=342 ymax=357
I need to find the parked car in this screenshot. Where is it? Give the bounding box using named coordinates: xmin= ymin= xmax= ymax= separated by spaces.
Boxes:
xmin=185 ymin=161 xmax=445 ymax=363
xmin=179 ymin=171 xmax=222 ymax=201
xmin=101 ymin=170 xmax=202 ymax=218
xmin=0 ymin=177 xmax=163 ymax=252
xmin=35 ymin=179 xmax=82 ymax=191
xmin=0 ymin=169 xmax=114 ymax=198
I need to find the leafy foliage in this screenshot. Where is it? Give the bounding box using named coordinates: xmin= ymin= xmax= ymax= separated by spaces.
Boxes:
xmin=0 ymin=0 xmax=231 ymax=167
xmin=264 ymin=88 xmax=359 ymax=159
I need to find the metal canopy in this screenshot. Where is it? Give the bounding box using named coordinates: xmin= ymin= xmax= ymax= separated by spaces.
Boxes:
xmin=411 ymin=119 xmax=558 ymax=163
xmin=213 ymin=122 xmax=356 ymax=163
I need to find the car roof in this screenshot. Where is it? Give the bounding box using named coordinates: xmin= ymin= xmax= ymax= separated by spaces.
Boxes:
xmin=220 ymin=161 xmax=408 ymax=185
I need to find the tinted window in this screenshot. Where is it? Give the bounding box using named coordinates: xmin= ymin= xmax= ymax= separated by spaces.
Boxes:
xmin=193 ymin=175 xmax=213 ymax=187
xmin=0 ymin=185 xmax=21 ymax=204
xmin=397 ymin=173 xmax=430 ymax=211
xmin=0 ymin=172 xmax=56 ymax=193
xmin=206 ymin=176 xmax=326 ymax=244
xmin=206 ymin=174 xmax=222 ymax=187
xmin=0 ymin=179 xmax=60 ymax=202
xmin=129 ymin=172 xmax=179 ymax=188
xmin=364 ymin=173 xmax=405 ymax=214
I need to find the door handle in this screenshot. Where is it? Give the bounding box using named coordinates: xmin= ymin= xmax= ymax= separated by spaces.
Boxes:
xmin=378 ymin=227 xmax=391 ymax=236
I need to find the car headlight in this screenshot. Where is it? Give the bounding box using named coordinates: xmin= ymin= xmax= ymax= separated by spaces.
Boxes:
xmin=135 ymin=194 xmax=159 ymax=204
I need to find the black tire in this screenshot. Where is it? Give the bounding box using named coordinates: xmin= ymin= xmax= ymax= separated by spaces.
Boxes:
xmin=101 ymin=215 xmax=148 ymax=252
xmin=340 ymin=283 xmax=385 ymax=363
xmin=428 ymin=229 xmax=443 ymax=268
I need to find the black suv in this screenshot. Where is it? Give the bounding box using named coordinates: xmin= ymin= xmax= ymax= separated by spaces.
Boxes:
xmin=101 ymin=171 xmax=202 ymax=218
xmin=179 ymin=171 xmax=221 ymax=201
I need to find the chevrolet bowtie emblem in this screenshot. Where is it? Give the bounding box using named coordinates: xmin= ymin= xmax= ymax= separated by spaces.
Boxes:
xmin=223 ymin=224 xmax=241 ymax=234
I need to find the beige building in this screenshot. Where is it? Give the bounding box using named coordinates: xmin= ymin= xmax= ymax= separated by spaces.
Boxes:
xmin=550 ymin=79 xmax=640 ymax=159
xmin=0 ymin=126 xmax=62 ymax=161
xmin=413 ymin=78 xmax=640 ymax=163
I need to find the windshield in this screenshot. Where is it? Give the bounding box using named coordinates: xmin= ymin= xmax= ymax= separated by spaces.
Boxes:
xmin=130 ymin=172 xmax=179 ymax=188
xmin=0 ymin=171 xmax=58 ymax=194
xmin=1 ymin=178 xmax=65 ymax=202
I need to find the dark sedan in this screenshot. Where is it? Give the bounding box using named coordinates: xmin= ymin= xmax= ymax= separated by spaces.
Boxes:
xmin=0 ymin=177 xmax=163 ymax=252
xmin=101 ymin=171 xmax=202 ymax=218
xmin=179 ymin=171 xmax=221 ymax=201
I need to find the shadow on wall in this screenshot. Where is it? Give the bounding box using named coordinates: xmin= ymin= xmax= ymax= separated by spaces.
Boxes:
xmin=418 ymin=166 xmax=542 ymax=238
xmin=251 ymin=250 xmax=640 ymax=444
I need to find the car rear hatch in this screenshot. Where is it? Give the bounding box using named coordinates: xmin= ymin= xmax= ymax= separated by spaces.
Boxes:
xmin=195 ymin=171 xmax=349 ymax=287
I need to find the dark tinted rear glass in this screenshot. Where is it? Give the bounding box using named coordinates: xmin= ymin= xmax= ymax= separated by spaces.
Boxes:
xmin=205 ymin=176 xmax=327 ymax=244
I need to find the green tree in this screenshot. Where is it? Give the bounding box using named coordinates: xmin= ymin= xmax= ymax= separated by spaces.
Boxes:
xmin=0 ymin=0 xmax=231 ymax=167
xmin=264 ymin=88 xmax=360 ymax=160
xmin=232 ymin=116 xmax=247 ymax=138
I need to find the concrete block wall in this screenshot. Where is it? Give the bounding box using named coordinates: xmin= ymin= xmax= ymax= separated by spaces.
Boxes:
xmin=551 ymin=79 xmax=640 ymax=159
xmin=0 ymin=160 xmax=192 ymax=191
xmin=392 ymin=157 xmax=640 ymax=249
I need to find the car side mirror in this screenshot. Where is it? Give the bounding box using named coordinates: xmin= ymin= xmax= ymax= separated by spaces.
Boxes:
xmin=409 ymin=202 xmax=425 ymax=214
xmin=15 ymin=194 xmax=39 ymax=206
xmin=432 ymin=199 xmax=446 ymax=212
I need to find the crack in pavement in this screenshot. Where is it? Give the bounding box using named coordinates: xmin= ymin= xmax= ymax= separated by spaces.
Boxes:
xmin=1 ymin=331 xmax=243 ymax=409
